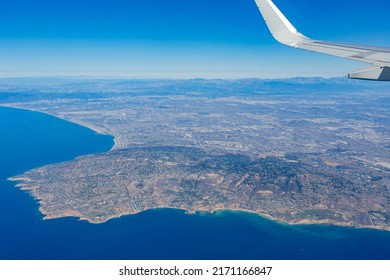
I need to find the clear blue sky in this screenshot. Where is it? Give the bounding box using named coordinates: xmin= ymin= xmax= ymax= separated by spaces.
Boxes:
xmin=0 ymin=0 xmax=389 ymax=78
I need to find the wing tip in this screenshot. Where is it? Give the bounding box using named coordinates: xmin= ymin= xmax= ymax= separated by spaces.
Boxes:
xmin=255 ymin=0 xmax=309 ymax=46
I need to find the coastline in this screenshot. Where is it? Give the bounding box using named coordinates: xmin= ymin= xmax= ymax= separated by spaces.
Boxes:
xmin=3 ymin=105 xmax=390 ymax=233
xmin=46 ymin=206 xmax=390 ymax=232
xmin=9 ymin=182 xmax=389 ymax=232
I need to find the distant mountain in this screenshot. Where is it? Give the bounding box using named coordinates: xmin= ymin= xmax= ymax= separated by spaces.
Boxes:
xmin=0 ymin=76 xmax=389 ymax=100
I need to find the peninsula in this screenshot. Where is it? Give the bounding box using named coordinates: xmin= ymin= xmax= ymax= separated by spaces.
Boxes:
xmin=3 ymin=78 xmax=390 ymax=230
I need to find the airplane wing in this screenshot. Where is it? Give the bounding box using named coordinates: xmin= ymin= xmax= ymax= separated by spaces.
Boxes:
xmin=254 ymin=0 xmax=390 ymax=81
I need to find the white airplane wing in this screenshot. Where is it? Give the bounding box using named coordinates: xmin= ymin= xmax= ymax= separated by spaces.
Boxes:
xmin=254 ymin=0 xmax=390 ymax=81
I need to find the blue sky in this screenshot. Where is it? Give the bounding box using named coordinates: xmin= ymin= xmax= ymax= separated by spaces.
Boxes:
xmin=0 ymin=0 xmax=389 ymax=78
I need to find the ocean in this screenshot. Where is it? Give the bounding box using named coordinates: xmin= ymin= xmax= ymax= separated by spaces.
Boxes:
xmin=1 ymin=106 xmax=390 ymax=260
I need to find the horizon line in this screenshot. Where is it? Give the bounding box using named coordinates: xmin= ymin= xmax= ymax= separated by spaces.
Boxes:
xmin=0 ymin=74 xmax=346 ymax=81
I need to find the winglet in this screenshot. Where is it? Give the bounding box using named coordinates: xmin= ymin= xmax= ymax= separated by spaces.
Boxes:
xmin=254 ymin=0 xmax=309 ymax=47
xmin=254 ymin=0 xmax=390 ymax=81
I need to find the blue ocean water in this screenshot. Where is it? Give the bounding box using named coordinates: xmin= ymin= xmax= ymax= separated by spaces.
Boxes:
xmin=1 ymin=106 xmax=390 ymax=260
